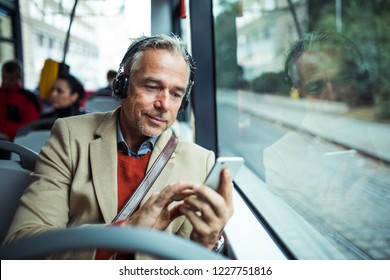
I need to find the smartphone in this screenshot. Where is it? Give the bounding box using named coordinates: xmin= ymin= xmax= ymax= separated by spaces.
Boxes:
xmin=203 ymin=157 xmax=245 ymax=190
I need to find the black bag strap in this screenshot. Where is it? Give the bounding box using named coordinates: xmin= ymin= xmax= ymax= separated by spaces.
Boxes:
xmin=112 ymin=134 xmax=179 ymax=223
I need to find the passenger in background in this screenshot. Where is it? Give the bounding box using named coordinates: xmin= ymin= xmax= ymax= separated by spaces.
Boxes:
xmin=0 ymin=59 xmax=41 ymax=141
xmin=5 ymin=35 xmax=232 ymax=259
xmin=94 ymin=69 xmax=117 ymax=97
xmin=38 ymin=73 xmax=86 ymax=129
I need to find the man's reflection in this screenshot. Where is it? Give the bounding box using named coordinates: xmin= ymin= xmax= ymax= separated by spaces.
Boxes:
xmin=263 ymin=31 xmax=388 ymax=259
xmin=284 ymin=31 xmax=371 ymax=106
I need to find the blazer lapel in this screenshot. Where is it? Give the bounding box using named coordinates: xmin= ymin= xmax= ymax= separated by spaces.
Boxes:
xmin=90 ymin=110 xmax=119 ymax=223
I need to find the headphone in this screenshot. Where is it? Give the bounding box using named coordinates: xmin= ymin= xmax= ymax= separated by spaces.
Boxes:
xmin=111 ymin=36 xmax=195 ymax=113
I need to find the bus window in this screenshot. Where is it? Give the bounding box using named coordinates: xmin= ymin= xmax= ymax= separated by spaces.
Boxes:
xmin=212 ymin=0 xmax=390 ymax=259
xmin=0 ymin=8 xmax=16 ymax=64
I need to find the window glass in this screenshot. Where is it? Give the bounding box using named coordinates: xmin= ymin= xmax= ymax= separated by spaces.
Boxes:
xmin=213 ymin=0 xmax=390 ymax=259
xmin=0 ymin=10 xmax=12 ymax=38
xmin=0 ymin=42 xmax=14 ymax=64
xmin=0 ymin=10 xmax=14 ymax=63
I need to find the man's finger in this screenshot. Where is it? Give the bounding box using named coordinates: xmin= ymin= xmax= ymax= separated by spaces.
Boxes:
xmin=218 ymin=168 xmax=234 ymax=210
xmin=153 ymin=182 xmax=196 ymax=208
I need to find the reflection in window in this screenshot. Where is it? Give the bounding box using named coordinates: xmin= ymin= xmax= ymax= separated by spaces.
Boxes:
xmin=213 ymin=0 xmax=390 ymax=259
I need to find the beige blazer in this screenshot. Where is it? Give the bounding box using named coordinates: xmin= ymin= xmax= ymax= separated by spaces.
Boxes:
xmin=5 ymin=108 xmax=215 ymax=259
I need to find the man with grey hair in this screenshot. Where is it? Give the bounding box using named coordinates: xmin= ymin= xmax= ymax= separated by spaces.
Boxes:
xmin=5 ymin=35 xmax=233 ymax=259
xmin=284 ymin=31 xmax=371 ymax=107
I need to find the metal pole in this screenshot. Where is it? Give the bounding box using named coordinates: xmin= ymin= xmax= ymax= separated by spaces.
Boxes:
xmin=62 ymin=0 xmax=79 ymax=63
xmin=287 ymin=0 xmax=303 ymax=38
xmin=335 ymin=0 xmax=342 ymax=33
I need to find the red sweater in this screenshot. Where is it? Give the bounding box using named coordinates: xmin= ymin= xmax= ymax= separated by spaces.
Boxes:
xmin=95 ymin=151 xmax=151 ymax=260
xmin=0 ymin=85 xmax=41 ymax=140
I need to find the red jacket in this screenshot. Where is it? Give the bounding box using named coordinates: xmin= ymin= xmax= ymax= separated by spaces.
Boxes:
xmin=0 ymin=85 xmax=41 ymax=140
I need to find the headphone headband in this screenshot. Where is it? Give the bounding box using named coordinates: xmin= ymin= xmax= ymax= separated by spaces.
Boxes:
xmin=112 ymin=36 xmax=195 ymax=113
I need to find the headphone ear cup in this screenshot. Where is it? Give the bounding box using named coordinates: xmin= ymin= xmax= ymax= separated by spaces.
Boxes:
xmin=179 ymin=78 xmax=194 ymax=112
xmin=112 ymin=74 xmax=129 ymax=98
xmin=179 ymin=92 xmax=190 ymax=112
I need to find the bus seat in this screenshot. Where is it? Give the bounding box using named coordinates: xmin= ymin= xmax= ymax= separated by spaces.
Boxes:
xmin=16 ymin=118 xmax=56 ymax=137
xmin=12 ymin=118 xmax=56 ymax=155
xmin=13 ymin=131 xmax=51 ymax=155
xmin=0 ymin=140 xmax=38 ymax=244
xmin=0 ymin=140 xmax=38 ymax=170
xmin=85 ymin=95 xmax=121 ymax=112
xmin=0 ymin=226 xmax=228 ymax=260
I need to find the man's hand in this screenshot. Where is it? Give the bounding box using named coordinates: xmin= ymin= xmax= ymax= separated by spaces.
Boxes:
xmin=123 ymin=182 xmax=196 ymax=230
xmin=179 ymin=168 xmax=234 ymax=249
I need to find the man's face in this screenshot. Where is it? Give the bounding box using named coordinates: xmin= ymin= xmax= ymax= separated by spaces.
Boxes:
xmin=296 ymin=49 xmax=356 ymax=103
xmin=120 ymin=49 xmax=188 ymax=142
xmin=1 ymin=71 xmax=20 ymax=90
